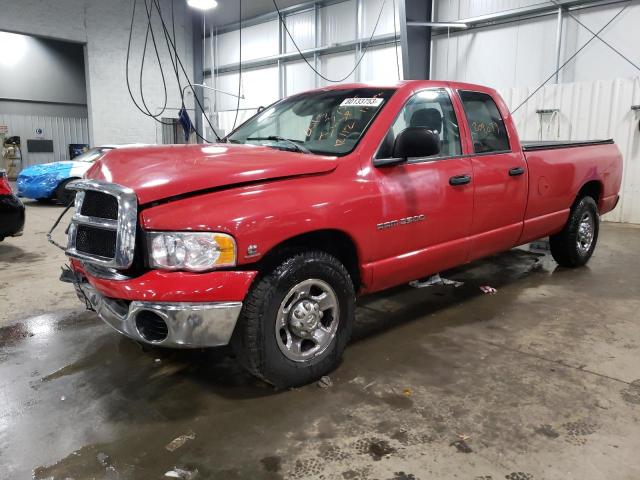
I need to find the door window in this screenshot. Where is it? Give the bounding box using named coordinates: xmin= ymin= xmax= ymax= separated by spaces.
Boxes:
xmin=459 ymin=91 xmax=510 ymax=154
xmin=377 ymin=89 xmax=462 ymax=160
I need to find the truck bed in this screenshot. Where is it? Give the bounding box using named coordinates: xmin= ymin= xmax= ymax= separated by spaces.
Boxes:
xmin=518 ymin=138 xmax=622 ymax=245
xmin=521 ymin=139 xmax=614 ymax=151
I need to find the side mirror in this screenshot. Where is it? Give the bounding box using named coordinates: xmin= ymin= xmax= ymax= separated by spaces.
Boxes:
xmin=393 ymin=127 xmax=440 ymax=159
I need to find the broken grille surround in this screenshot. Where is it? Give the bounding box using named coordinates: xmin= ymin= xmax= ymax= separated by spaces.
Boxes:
xmin=65 ymin=179 xmax=138 ymax=269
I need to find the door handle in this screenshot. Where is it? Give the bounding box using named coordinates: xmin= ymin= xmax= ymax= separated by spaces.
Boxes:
xmin=509 ymin=167 xmax=525 ymax=176
xmin=449 ymin=174 xmax=472 ymax=186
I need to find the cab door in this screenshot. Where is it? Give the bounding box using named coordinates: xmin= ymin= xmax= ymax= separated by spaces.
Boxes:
xmin=367 ymin=88 xmax=474 ymax=291
xmin=457 ymin=90 xmax=528 ymax=260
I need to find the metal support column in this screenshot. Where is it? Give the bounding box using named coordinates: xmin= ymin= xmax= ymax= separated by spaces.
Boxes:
xmin=192 ymin=12 xmax=205 ymax=141
xmin=355 ymin=0 xmax=363 ymax=82
xmin=278 ymin=15 xmax=285 ymax=99
xmin=399 ymin=0 xmax=432 ymax=80
xmin=554 ymin=6 xmax=564 ymax=83
xmin=314 ymin=3 xmax=321 ymax=88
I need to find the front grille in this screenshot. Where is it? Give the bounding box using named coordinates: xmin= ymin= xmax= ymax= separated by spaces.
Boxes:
xmin=76 ymin=225 xmax=117 ymax=258
xmin=65 ymin=180 xmax=137 ymax=269
xmin=80 ymin=190 xmax=119 ymax=220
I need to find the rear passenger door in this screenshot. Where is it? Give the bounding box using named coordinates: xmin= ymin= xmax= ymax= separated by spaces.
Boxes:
xmin=458 ymin=90 xmax=528 ymax=260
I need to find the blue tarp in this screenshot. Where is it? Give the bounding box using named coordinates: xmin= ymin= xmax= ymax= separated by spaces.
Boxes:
xmin=17 ymin=162 xmax=76 ymax=199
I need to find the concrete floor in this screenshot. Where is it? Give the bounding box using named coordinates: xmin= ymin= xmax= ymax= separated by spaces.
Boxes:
xmin=1 ymin=200 xmax=640 ymax=480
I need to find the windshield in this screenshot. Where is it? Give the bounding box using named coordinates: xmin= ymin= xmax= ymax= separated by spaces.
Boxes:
xmin=227 ymin=88 xmax=396 ymax=156
xmin=74 ymin=147 xmax=112 ymax=163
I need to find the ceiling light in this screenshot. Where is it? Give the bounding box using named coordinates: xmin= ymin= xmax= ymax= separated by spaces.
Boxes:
xmin=0 ymin=32 xmax=28 ymax=67
xmin=187 ymin=0 xmax=218 ymax=10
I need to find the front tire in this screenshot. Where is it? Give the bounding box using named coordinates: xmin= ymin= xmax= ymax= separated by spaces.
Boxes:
xmin=232 ymin=251 xmax=355 ymax=388
xmin=550 ymin=196 xmax=599 ymax=268
xmin=55 ymin=179 xmax=77 ymax=206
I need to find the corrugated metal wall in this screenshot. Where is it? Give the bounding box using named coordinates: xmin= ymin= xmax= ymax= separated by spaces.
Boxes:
xmin=0 ymin=113 xmax=89 ymax=168
xmin=432 ymin=2 xmax=640 ymax=91
xmin=214 ymin=110 xmax=255 ymax=138
xmin=432 ymin=14 xmax=558 ymax=91
xmin=500 ymin=76 xmax=640 ymax=224
xmin=435 ymin=0 xmax=549 ymax=20
xmin=205 ymin=0 xmax=402 ymax=137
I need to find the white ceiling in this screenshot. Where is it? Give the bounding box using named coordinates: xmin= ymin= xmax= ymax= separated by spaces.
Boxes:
xmin=202 ymin=0 xmax=305 ymax=29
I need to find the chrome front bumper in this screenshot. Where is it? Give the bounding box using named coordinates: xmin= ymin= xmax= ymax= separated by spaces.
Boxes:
xmin=74 ymin=281 xmax=242 ymax=348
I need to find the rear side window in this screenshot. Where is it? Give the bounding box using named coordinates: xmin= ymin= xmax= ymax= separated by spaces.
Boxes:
xmin=459 ymin=91 xmax=510 ymax=154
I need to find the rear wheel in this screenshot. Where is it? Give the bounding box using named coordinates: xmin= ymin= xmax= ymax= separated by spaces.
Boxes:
xmin=55 ymin=179 xmax=77 ymax=206
xmin=550 ymin=196 xmax=599 ymax=268
xmin=232 ymin=251 xmax=355 ymax=388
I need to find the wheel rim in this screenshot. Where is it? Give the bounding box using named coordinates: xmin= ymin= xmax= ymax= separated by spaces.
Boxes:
xmin=275 ymin=278 xmax=340 ymax=363
xmin=576 ymin=211 xmax=595 ymax=255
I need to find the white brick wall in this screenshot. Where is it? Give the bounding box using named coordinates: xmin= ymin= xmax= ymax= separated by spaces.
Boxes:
xmin=0 ymin=0 xmax=195 ymax=146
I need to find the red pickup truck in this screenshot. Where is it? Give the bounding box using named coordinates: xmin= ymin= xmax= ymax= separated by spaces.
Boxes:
xmin=63 ymin=80 xmax=622 ymax=387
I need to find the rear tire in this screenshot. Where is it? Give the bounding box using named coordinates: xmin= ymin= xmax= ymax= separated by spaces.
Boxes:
xmin=232 ymin=251 xmax=355 ymax=388
xmin=550 ymin=196 xmax=599 ymax=268
xmin=55 ymin=179 xmax=77 ymax=206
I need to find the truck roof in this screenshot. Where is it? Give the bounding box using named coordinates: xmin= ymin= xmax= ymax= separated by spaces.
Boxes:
xmin=296 ymin=79 xmax=498 ymax=96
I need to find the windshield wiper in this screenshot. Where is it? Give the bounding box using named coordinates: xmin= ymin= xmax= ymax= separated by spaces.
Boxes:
xmin=246 ymin=136 xmax=311 ymax=154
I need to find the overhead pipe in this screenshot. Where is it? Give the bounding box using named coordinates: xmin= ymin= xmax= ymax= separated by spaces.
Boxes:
xmin=183 ymin=83 xmax=245 ymax=100
xmin=407 ymin=21 xmax=468 ymax=29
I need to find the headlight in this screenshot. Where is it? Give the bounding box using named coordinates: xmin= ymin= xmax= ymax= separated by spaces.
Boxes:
xmin=148 ymin=232 xmax=236 ymax=271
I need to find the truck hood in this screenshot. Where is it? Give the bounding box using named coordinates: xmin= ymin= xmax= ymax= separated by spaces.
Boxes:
xmin=85 ymin=143 xmax=339 ymax=204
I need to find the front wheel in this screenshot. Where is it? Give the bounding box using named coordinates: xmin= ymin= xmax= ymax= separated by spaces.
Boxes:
xmin=232 ymin=251 xmax=355 ymax=388
xmin=55 ymin=179 xmax=77 ymax=206
xmin=550 ymin=196 xmax=599 ymax=268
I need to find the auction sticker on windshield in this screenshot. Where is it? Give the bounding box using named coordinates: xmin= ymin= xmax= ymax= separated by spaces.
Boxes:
xmin=340 ymin=98 xmax=384 ymax=107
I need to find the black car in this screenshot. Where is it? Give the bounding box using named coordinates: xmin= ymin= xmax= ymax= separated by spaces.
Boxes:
xmin=0 ymin=169 xmax=25 ymax=241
